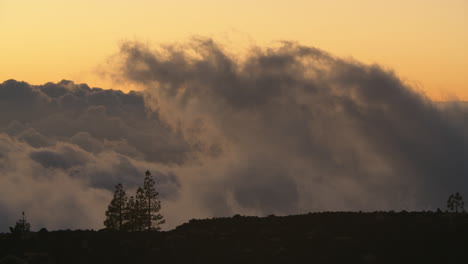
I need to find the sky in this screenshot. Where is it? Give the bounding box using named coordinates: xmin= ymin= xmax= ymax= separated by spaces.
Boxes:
xmin=1 ymin=1 xmax=468 ymax=231
xmin=1 ymin=0 xmax=467 ymax=100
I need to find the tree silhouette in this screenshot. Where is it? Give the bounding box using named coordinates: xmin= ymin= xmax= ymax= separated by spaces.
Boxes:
xmin=447 ymin=192 xmax=465 ymax=213
xmin=123 ymin=189 xmax=146 ymax=231
xmin=9 ymin=211 xmax=31 ymax=234
xmin=135 ymin=187 xmax=147 ymax=231
xmin=123 ymin=196 xmax=135 ymax=231
xmin=104 ymin=183 xmax=128 ymax=231
xmin=103 ymin=171 xmax=165 ymax=231
xmin=141 ymin=170 xmax=165 ymax=231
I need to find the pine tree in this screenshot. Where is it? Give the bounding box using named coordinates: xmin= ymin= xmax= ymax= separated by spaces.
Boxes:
xmin=104 ymin=183 xmax=128 ymax=231
xmin=123 ymin=196 xmax=139 ymax=231
xmin=447 ymin=192 xmax=465 ymax=213
xmin=123 ymin=196 xmax=134 ymax=231
xmin=9 ymin=211 xmax=31 ymax=234
xmin=135 ymin=187 xmax=146 ymax=231
xmin=141 ymin=170 xmax=165 ymax=231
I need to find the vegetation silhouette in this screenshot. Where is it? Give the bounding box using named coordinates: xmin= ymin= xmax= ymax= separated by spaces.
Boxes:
xmin=3 ymin=184 xmax=468 ymax=263
xmin=124 ymin=192 xmax=145 ymax=231
xmin=141 ymin=170 xmax=165 ymax=231
xmin=9 ymin=212 xmax=30 ymax=235
xmin=2 ymin=212 xmax=468 ymax=264
xmin=104 ymin=183 xmax=127 ymax=231
xmin=103 ymin=170 xmax=164 ymax=231
xmin=447 ymin=192 xmax=465 ymax=213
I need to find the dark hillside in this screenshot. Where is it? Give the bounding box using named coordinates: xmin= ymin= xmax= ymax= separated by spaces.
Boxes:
xmin=1 ymin=212 xmax=468 ymax=263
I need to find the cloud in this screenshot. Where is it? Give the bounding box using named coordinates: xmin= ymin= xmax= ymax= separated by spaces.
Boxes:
xmin=0 ymin=80 xmax=185 ymax=231
xmin=1 ymin=38 xmax=468 ymax=231
xmin=114 ymin=38 xmax=468 ymax=215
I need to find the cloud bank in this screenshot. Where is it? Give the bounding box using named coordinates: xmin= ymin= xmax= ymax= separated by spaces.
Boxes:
xmin=0 ymin=80 xmax=183 ymax=231
xmin=1 ymin=38 xmax=468 ymax=231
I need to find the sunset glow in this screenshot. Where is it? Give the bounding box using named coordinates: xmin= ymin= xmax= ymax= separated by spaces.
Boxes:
xmin=1 ymin=0 xmax=467 ymax=99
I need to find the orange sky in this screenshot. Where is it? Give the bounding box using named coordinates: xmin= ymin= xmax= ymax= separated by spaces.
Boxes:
xmin=1 ymin=0 xmax=467 ymax=100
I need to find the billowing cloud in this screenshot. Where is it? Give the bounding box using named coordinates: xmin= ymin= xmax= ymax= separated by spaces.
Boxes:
xmin=114 ymin=38 xmax=468 ymax=214
xmin=1 ymin=38 xmax=468 ymax=231
xmin=0 ymin=80 xmax=184 ymax=231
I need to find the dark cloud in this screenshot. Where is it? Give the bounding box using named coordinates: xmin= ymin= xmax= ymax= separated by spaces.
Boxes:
xmin=115 ymin=38 xmax=468 ymax=215
xmin=0 ymin=79 xmax=191 ymax=164
xmin=30 ymin=145 xmax=88 ymax=169
xmin=17 ymin=128 xmax=53 ymax=148
xmin=1 ymin=38 xmax=468 ymax=231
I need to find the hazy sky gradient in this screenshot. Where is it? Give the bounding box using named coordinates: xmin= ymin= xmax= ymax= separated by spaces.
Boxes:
xmin=1 ymin=0 xmax=467 ymax=99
